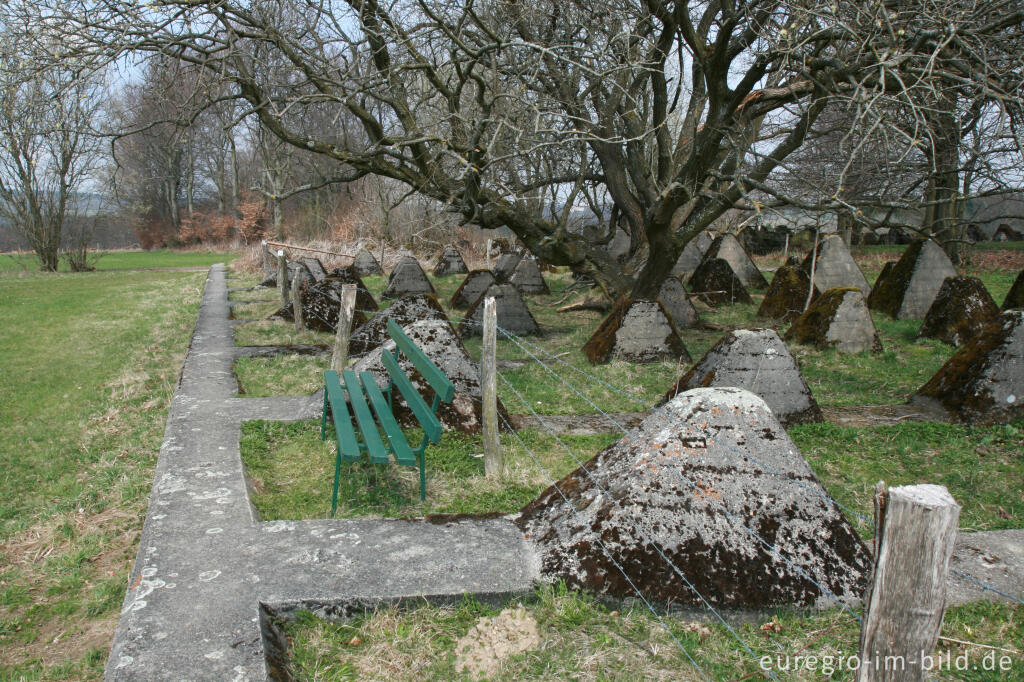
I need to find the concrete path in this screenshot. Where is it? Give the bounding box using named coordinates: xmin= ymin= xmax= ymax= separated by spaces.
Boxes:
xmin=106 ymin=264 xmax=1022 ymax=680
xmin=105 ymin=265 xmax=537 ymax=681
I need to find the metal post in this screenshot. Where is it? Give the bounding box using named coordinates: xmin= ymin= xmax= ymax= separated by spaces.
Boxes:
xmin=481 ymin=296 xmax=501 ymax=477
xmin=331 ymin=284 xmax=358 ymax=371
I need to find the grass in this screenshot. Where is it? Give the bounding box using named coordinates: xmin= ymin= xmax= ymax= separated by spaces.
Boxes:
xmin=0 ymin=266 xmax=209 ymax=679
xmin=793 ymin=420 xmax=1024 ymax=536
xmin=241 ymin=420 xmax=618 ymax=519
xmin=0 ymin=248 xmax=235 ymax=272
xmin=280 ymin=584 xmax=1024 ymax=681
xmin=238 ymin=250 xmax=1024 ymax=531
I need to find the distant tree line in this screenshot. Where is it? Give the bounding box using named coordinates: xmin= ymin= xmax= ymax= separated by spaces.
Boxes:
xmin=1 ymin=0 xmax=1021 ymax=282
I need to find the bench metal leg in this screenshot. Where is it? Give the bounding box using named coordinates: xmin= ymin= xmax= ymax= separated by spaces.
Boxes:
xmin=418 ymin=451 xmax=426 ymax=502
xmin=330 ymin=448 xmax=343 ymax=517
xmin=320 ymin=389 xmax=328 ymax=441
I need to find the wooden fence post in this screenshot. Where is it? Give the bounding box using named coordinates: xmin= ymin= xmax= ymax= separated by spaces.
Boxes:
xmin=277 ymin=250 xmax=289 ymax=307
xmin=486 ymin=238 xmax=492 ymax=270
xmin=261 ymin=239 xmax=269 ymax=272
xmin=292 ymin=271 xmax=305 ymax=331
xmin=481 ymin=296 xmax=501 ymax=477
xmin=331 ymin=284 xmax=358 ymax=372
xmin=856 ymin=482 xmax=960 ymax=682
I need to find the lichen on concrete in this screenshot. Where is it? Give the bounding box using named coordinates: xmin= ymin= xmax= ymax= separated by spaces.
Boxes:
xmin=458 ymin=283 xmax=540 ymax=337
xmin=582 ymin=298 xmax=691 ymax=365
xmin=757 ymin=265 xmax=811 ymax=322
xmin=348 ymin=294 xmax=450 ymax=356
xmin=705 ymin=233 xmax=769 ymax=289
xmin=786 ymin=287 xmax=882 ymax=354
xmin=687 ymin=258 xmax=753 ymax=305
xmin=509 ymin=258 xmax=550 ymax=295
xmin=867 ymin=239 xmax=957 ymax=319
xmin=911 ymin=310 xmax=1024 ymax=425
xmin=451 ymin=270 xmax=496 ymax=309
xmin=433 ymin=246 xmax=469 ymax=276
xmin=353 ymin=318 xmax=510 ymax=432
xmin=799 ymin=235 xmax=870 ymax=296
xmin=918 ymin=276 xmax=999 ymax=346
xmin=492 ymin=253 xmax=522 ymax=283
xmin=662 ymin=328 xmax=823 ymax=427
xmin=352 ymin=248 xmax=383 ymax=276
xmin=383 ymin=256 xmax=436 ymax=298
xmin=671 ymin=230 xmax=713 ymax=279
xmin=657 ymin=276 xmax=701 ymax=329
xmin=516 ymin=387 xmax=870 ymax=608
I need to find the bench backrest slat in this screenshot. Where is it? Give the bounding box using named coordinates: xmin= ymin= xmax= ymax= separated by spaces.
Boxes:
xmin=387 ymin=320 xmax=456 ymax=403
xmin=380 ymin=350 xmax=444 ymax=443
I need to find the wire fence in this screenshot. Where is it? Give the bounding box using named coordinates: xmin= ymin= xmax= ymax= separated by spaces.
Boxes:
xmin=258 ymin=258 xmax=1023 ymax=674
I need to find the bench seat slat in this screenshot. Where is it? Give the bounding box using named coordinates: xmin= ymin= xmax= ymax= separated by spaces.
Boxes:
xmin=360 ymin=372 xmax=417 ymax=467
xmin=342 ymin=369 xmax=389 ymax=464
xmin=387 ymin=320 xmax=456 ymax=403
xmin=380 ymin=350 xmax=443 ymax=443
xmin=324 ymin=370 xmax=361 ymax=462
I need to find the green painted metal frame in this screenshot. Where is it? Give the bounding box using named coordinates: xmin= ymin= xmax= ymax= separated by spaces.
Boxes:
xmin=320 ymin=322 xmax=455 ymax=515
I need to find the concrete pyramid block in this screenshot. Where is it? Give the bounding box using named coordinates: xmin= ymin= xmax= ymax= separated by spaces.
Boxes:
xmin=352 ymin=319 xmax=509 ymax=433
xmin=348 ymin=294 xmax=450 ymax=356
xmin=451 ymin=270 xmax=496 ymax=309
xmin=492 ymin=253 xmax=522 ymax=283
xmin=270 ymin=266 xmax=378 ymax=330
xmin=657 ymin=277 xmax=701 ymax=329
xmin=911 ymin=310 xmax=1024 ymax=425
xmin=662 ymin=328 xmax=823 ymax=426
xmin=671 ymin=230 xmax=713 ymax=279
xmin=582 ymin=299 xmax=691 ymax=365
xmin=867 ymin=239 xmax=957 ymax=319
xmin=1002 ymin=270 xmax=1024 ymax=310
xmin=300 ymin=257 xmax=328 ymax=282
xmin=517 ymin=387 xmax=870 ymax=608
xmin=352 ymin=248 xmax=383 ymax=276
xmin=705 ymin=233 xmax=769 ymax=289
xmin=383 ymin=256 xmax=436 ymax=298
xmin=509 ymin=258 xmax=550 ymax=295
xmin=607 ymin=228 xmax=631 ymax=261
xmin=687 ymin=258 xmax=753 ymax=305
xmin=432 ymin=246 xmax=469 ymax=276
xmin=918 ymin=276 xmax=999 ymax=346
xmin=800 ymin=234 xmax=870 ymax=296
xmin=757 ymin=265 xmax=811 ymax=322
xmin=458 ymin=283 xmax=540 ymax=337
xmin=786 ymin=287 xmax=882 ymax=354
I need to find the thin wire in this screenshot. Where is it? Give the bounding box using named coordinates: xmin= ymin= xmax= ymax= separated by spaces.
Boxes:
xmin=496 ymin=411 xmax=713 ymax=681
xmin=499 ymin=369 xmax=862 ymax=626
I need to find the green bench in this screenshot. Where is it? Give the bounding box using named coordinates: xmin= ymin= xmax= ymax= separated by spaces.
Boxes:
xmin=320 ymin=319 xmax=455 ymax=515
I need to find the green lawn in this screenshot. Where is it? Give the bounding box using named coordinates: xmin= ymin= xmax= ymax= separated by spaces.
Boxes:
xmin=0 ymin=249 xmax=235 ymax=273
xmin=0 ymin=267 xmax=208 ymax=679
xmin=281 ymin=585 xmax=1023 ymax=681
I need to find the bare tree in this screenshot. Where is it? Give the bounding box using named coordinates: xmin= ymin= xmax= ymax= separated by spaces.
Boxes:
xmin=28 ymin=0 xmax=1024 ymax=293
xmin=0 ymin=22 xmax=105 ymax=271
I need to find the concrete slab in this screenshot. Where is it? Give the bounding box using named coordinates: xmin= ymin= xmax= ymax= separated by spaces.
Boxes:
xmin=105 ymin=265 xmax=537 ymax=681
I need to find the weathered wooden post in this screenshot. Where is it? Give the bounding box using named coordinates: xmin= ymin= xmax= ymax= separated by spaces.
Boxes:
xmin=292 ymin=271 xmax=305 ymax=331
xmin=481 ymin=296 xmax=501 ymax=477
xmin=486 ymin=238 xmax=492 ymax=270
xmin=261 ymin=239 xmax=269 ymax=272
xmin=856 ymin=482 xmax=960 ymax=682
xmin=277 ymin=250 xmax=289 ymax=306
xmin=331 ymin=284 xmax=358 ymax=372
